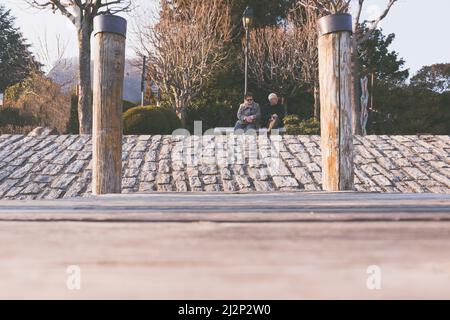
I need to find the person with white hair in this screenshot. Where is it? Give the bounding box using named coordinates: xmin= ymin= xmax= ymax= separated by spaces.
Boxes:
xmin=261 ymin=93 xmax=287 ymax=132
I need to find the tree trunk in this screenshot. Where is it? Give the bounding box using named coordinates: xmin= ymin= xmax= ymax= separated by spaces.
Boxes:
xmin=78 ymin=23 xmax=93 ymax=134
xmin=178 ymin=109 xmax=187 ymax=129
xmin=175 ymin=98 xmax=187 ymax=129
xmin=351 ymin=39 xmax=362 ymax=135
xmin=313 ymin=84 xmax=320 ymax=119
xmin=370 ymin=72 xmax=375 ymax=110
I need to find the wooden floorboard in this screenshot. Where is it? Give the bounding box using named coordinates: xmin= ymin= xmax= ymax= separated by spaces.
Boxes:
xmin=1 ymin=192 xmax=449 ymax=222
xmin=2 ymin=192 xmax=450 ymax=299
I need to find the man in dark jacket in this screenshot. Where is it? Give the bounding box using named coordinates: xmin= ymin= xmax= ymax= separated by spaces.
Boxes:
xmin=234 ymin=92 xmax=261 ymax=132
xmin=262 ymin=93 xmax=287 ymax=131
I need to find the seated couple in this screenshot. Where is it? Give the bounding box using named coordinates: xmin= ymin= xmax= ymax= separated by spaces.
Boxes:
xmin=234 ymin=92 xmax=287 ymax=132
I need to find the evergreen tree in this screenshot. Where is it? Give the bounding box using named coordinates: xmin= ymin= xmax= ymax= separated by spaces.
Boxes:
xmin=359 ymin=26 xmax=409 ymax=86
xmin=0 ymin=5 xmax=41 ymax=92
xmin=410 ymin=63 xmax=450 ymax=93
xmin=358 ymin=26 xmax=409 ymax=115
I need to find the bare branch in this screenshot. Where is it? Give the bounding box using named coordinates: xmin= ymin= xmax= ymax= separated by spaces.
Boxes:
xmin=248 ymin=3 xmax=326 ymax=100
xmin=137 ymin=0 xmax=232 ymax=125
xmin=298 ymin=0 xmax=351 ymax=14
xmin=25 ymin=0 xmax=75 ymax=21
xmin=24 ymin=0 xmax=133 ymax=25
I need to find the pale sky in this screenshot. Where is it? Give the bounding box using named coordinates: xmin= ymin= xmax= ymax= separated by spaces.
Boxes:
xmin=2 ymin=0 xmax=450 ymax=76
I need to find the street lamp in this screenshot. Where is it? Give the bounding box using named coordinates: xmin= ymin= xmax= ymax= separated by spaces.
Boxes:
xmin=242 ymin=5 xmax=253 ymax=94
xmin=141 ymin=55 xmax=147 ymax=107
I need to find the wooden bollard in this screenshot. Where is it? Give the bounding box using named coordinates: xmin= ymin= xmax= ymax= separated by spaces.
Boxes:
xmin=92 ymin=15 xmax=127 ymax=195
xmin=317 ymin=13 xmax=354 ymax=191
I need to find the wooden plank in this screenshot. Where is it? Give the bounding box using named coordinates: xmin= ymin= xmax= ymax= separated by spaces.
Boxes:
xmin=2 ymin=220 xmax=450 ymax=299
xmin=0 ymin=193 xmax=449 ymax=222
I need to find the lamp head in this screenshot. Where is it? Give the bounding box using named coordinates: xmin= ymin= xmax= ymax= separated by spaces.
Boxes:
xmin=242 ymin=6 xmax=254 ymax=29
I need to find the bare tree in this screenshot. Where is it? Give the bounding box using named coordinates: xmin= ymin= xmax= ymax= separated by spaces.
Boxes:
xmin=299 ymin=0 xmax=397 ymax=134
xmin=247 ymin=5 xmax=323 ymax=118
xmin=299 ymin=0 xmax=351 ymax=13
xmin=36 ymin=32 xmax=69 ymax=74
xmin=247 ymin=26 xmax=302 ymax=113
xmin=25 ymin=0 xmax=132 ymax=134
xmin=35 ymin=32 xmax=78 ymax=89
xmin=291 ymin=5 xmax=324 ymax=118
xmin=138 ymin=0 xmax=232 ymax=128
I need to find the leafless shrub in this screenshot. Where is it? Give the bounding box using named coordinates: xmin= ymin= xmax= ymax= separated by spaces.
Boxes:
xmin=7 ymin=72 xmax=71 ymax=133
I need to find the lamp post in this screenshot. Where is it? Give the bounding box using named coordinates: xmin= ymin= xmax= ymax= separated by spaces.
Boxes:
xmin=243 ymin=6 xmax=253 ymax=94
xmin=141 ymin=55 xmax=147 ymax=107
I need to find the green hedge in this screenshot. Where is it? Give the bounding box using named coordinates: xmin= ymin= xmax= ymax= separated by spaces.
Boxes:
xmin=283 ymin=115 xmax=320 ymax=135
xmin=159 ymin=107 xmax=183 ymax=131
xmin=123 ymin=106 xmax=181 ymax=135
xmin=0 ymin=107 xmax=36 ymax=127
xmin=123 ymin=100 xmax=138 ymax=112
xmin=186 ymin=102 xmax=235 ymax=133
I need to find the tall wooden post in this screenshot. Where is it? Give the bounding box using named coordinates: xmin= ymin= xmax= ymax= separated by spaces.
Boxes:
xmin=92 ymin=15 xmax=127 ymax=195
xmin=318 ymin=13 xmax=354 ymax=191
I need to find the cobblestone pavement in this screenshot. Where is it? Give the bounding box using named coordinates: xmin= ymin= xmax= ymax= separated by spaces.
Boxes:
xmin=0 ymin=130 xmax=449 ymax=200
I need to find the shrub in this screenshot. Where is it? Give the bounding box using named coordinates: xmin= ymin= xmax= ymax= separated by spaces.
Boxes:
xmin=4 ymin=82 xmax=23 ymax=103
xmin=3 ymin=72 xmax=70 ymax=133
xmin=159 ymin=107 xmax=182 ymax=130
xmin=0 ymin=107 xmax=36 ymax=127
xmin=0 ymin=124 xmax=35 ymax=135
xmin=284 ymin=116 xmax=320 ymax=135
xmin=186 ymin=102 xmax=235 ymax=133
xmin=123 ymin=100 xmax=138 ymax=112
xmin=66 ymin=94 xmax=79 ymax=134
xmin=283 ymin=115 xmax=301 ymax=127
xmin=123 ymin=106 xmax=180 ymax=135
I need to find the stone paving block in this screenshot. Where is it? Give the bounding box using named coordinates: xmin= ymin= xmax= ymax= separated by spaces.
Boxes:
xmin=9 ymin=164 xmax=34 ymax=179
xmin=51 ymin=174 xmax=76 ymax=189
xmin=272 ymin=176 xmax=299 ymax=189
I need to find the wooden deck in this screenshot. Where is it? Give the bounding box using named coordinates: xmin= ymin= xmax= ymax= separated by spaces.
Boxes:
xmin=1 ymin=192 xmax=450 ymax=299
xmin=1 ymin=192 xmax=449 ymax=222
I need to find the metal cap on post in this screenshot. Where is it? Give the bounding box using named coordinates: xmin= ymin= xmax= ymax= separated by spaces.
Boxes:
xmin=317 ymin=13 xmax=352 ymax=37
xmin=93 ymin=14 xmax=127 ymax=38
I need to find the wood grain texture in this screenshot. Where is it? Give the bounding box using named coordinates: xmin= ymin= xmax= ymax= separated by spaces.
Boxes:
xmin=0 ymin=192 xmax=449 ymax=222
xmin=338 ymin=32 xmax=354 ymax=190
xmin=318 ymin=31 xmax=354 ymax=191
xmin=2 ymin=220 xmax=450 ymax=299
xmin=92 ymin=32 xmax=126 ymax=195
